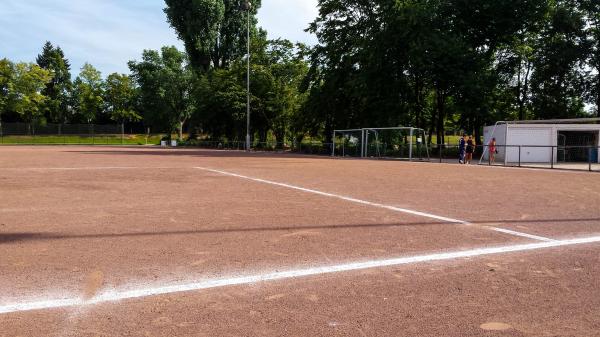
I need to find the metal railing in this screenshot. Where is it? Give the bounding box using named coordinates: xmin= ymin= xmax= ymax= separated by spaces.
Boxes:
xmin=429 ymin=144 xmax=600 ymax=172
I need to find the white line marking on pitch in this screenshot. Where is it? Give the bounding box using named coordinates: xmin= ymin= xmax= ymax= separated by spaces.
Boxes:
xmin=195 ymin=167 xmax=468 ymax=224
xmin=195 ymin=167 xmax=556 ymax=242
xmin=1 ymin=235 xmax=599 ymax=315
xmin=491 ymin=227 xmax=557 ymax=242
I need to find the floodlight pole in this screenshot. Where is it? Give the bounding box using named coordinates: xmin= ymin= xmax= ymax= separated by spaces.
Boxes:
xmin=245 ymin=1 xmax=252 ymax=151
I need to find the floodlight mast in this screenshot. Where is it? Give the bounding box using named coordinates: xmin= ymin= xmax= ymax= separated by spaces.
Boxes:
xmin=244 ymin=1 xmax=252 ymax=151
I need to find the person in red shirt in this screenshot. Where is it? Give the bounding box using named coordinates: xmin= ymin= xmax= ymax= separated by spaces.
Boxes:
xmin=488 ymin=138 xmax=497 ymax=165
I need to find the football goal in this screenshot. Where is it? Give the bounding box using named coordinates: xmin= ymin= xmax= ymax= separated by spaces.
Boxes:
xmin=333 ymin=127 xmax=430 ymax=161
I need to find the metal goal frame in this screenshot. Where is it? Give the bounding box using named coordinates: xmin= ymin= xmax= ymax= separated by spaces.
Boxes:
xmin=332 ymin=127 xmax=430 ymax=161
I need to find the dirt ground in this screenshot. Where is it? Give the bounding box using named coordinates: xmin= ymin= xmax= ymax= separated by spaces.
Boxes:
xmin=1 ymin=146 xmax=599 ymax=337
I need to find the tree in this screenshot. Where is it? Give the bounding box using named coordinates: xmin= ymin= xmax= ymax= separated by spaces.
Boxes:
xmin=36 ymin=41 xmax=72 ymax=124
xmin=529 ymin=1 xmax=589 ymax=119
xmin=0 ymin=59 xmax=15 ymax=131
xmin=256 ymin=39 xmax=309 ymax=146
xmin=73 ymin=63 xmax=104 ymax=123
xmin=580 ymin=0 xmax=600 ymax=116
xmin=128 ymin=50 xmax=170 ymax=133
xmin=129 ymin=46 xmax=194 ymax=139
xmin=164 ymin=0 xmax=262 ymax=72
xmin=9 ymin=63 xmax=52 ymax=130
xmin=303 ymin=0 xmax=561 ymax=145
xmin=104 ymin=73 xmax=141 ymax=131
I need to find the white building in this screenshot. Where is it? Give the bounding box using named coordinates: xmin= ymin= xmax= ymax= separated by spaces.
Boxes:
xmin=483 ymin=119 xmax=600 ymax=164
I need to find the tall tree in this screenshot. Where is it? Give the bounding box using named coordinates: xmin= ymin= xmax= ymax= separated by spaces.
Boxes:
xmin=164 ymin=0 xmax=262 ymax=72
xmin=0 ymin=59 xmax=15 ymax=131
xmin=128 ymin=50 xmax=170 ymax=133
xmin=257 ymin=39 xmax=309 ymax=146
xmin=104 ymin=73 xmax=141 ymax=131
xmin=530 ymin=1 xmax=589 ymax=119
xmin=73 ymin=63 xmax=104 ymax=123
xmin=129 ymin=46 xmax=194 ymax=139
xmin=36 ymin=41 xmax=72 ymax=124
xmin=580 ymin=0 xmax=600 ymax=116
xmin=9 ymin=63 xmax=52 ymax=130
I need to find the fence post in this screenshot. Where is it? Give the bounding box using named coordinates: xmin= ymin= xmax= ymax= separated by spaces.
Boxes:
xmin=551 ymin=146 xmax=554 ymax=169
xmin=589 ymin=147 xmax=593 ymax=172
xmin=439 ymin=144 xmax=442 ymax=163
xmin=518 ymin=146 xmax=521 ymax=167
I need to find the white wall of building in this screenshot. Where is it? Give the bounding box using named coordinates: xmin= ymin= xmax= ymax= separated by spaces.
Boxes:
xmin=483 ymin=123 xmax=600 ymax=163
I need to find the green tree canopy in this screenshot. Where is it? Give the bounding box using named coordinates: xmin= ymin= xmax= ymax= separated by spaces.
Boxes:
xmin=129 ymin=46 xmax=194 ymax=139
xmin=164 ymin=0 xmax=262 ymax=72
xmin=36 ymin=41 xmax=72 ymax=123
xmin=9 ymin=62 xmax=53 ymax=125
xmin=104 ymin=73 xmax=141 ymax=127
xmin=0 ymin=59 xmax=15 ymax=129
xmin=73 ymin=63 xmax=104 ymax=123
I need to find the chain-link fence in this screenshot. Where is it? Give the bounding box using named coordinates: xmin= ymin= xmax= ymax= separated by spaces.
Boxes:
xmin=183 ymin=140 xmax=334 ymax=156
xmin=2 ymin=123 xmax=597 ymax=172
xmin=0 ymin=123 xmax=163 ymax=145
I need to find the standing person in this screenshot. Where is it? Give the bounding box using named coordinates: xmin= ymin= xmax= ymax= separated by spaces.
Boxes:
xmin=488 ymin=138 xmax=497 ymax=165
xmin=465 ymin=136 xmax=475 ymax=164
xmin=459 ymin=134 xmax=467 ymax=164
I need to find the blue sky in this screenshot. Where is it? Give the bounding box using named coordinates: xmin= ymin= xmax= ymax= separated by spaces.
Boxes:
xmin=0 ymin=0 xmax=318 ymax=76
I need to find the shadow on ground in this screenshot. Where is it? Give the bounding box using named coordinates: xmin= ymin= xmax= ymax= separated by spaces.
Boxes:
xmin=64 ymin=148 xmax=329 ymax=161
xmin=1 ymin=217 xmax=599 ymax=244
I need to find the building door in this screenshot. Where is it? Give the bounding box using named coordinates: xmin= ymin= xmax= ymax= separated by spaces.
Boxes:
xmin=557 ymin=130 xmax=599 ymax=162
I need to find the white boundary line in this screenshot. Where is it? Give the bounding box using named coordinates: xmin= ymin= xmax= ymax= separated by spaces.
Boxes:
xmin=195 ymin=167 xmax=468 ymax=224
xmin=491 ymin=227 xmax=557 ymax=242
xmin=195 ymin=167 xmax=555 ymax=242
xmin=1 ymin=235 xmax=599 ymax=315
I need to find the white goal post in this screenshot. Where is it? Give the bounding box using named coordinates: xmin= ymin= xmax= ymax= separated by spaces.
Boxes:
xmin=332 ymin=127 xmax=430 ymax=161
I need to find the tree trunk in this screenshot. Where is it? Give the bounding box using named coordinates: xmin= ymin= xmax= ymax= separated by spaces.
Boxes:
xmin=179 ymin=121 xmax=184 ymax=140
xmin=324 ymin=115 xmax=334 ymax=144
xmin=435 ymin=86 xmax=445 ymax=145
xmin=517 ymin=54 xmax=524 ymax=120
xmin=474 ymin=116 xmax=482 ymax=147
xmin=521 ymin=60 xmax=532 ymax=120
xmin=597 ymin=76 xmax=600 ymax=118
xmin=414 ymin=75 xmax=424 ymax=129
xmin=274 ymin=128 xmax=285 ymax=149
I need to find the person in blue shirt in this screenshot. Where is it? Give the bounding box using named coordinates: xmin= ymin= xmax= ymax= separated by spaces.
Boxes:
xmin=459 ymin=134 xmax=466 ymax=164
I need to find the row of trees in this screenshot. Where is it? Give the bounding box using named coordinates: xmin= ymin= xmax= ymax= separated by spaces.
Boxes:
xmin=2 ymin=0 xmax=599 ymax=145
xmin=1 ymin=42 xmax=141 ymax=132
xmin=303 ymin=0 xmax=600 ymax=143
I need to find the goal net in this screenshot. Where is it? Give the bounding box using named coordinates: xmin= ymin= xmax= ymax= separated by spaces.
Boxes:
xmin=333 ymin=127 xmax=430 ymax=161
xmin=332 ymin=129 xmax=364 ymax=157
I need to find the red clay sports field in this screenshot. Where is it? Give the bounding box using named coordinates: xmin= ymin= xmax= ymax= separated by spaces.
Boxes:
xmin=1 ymin=146 xmax=599 ymax=336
